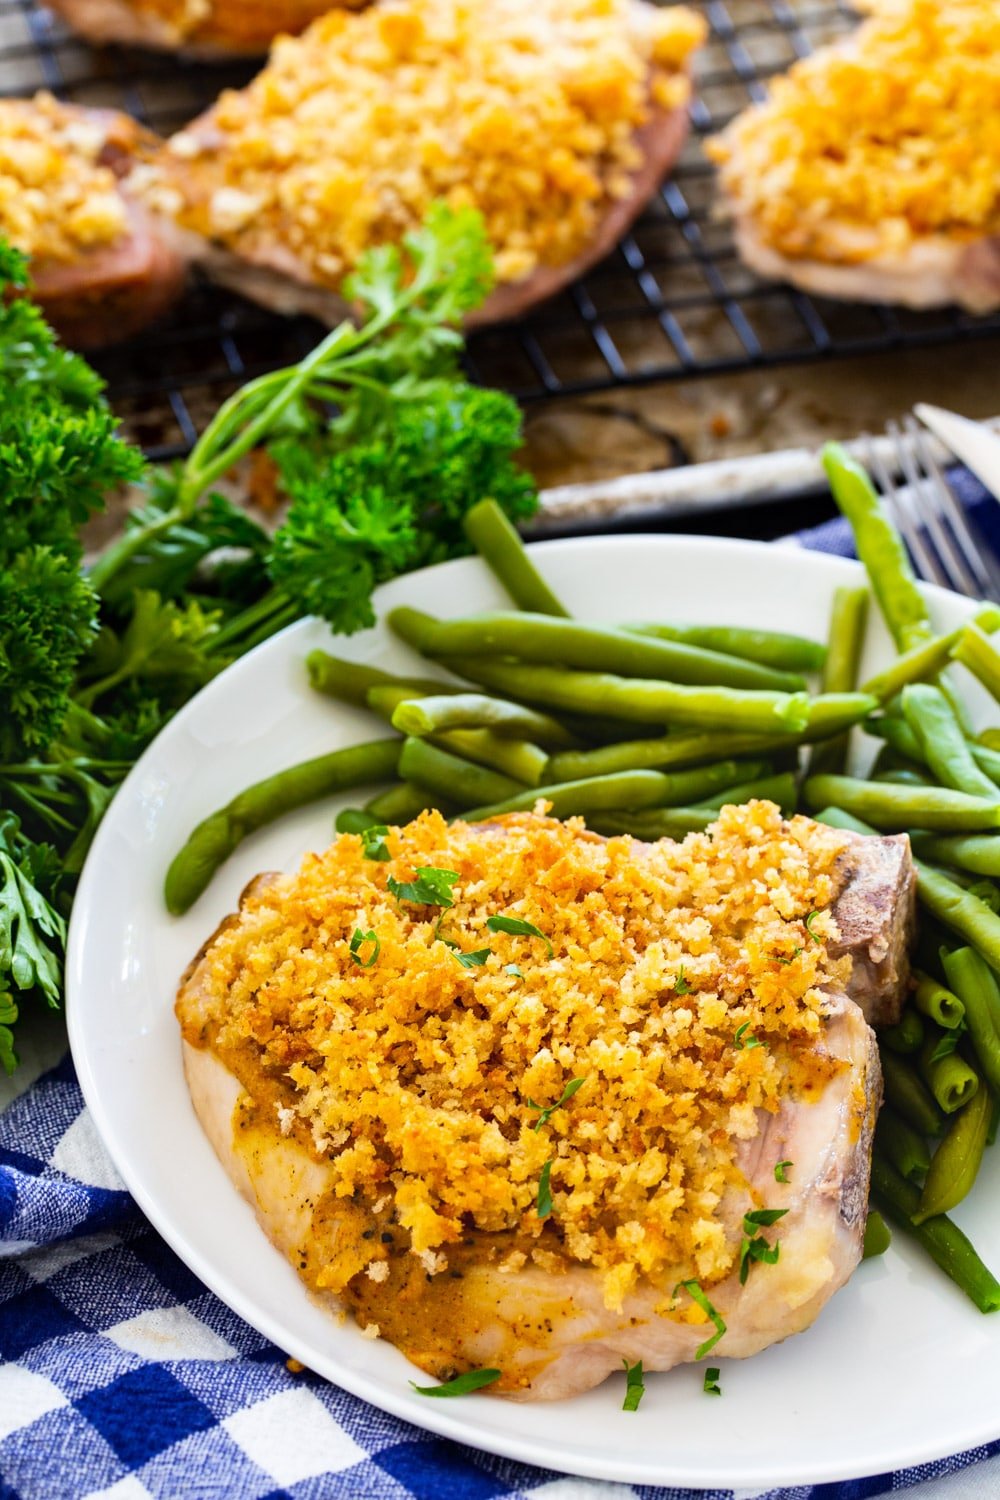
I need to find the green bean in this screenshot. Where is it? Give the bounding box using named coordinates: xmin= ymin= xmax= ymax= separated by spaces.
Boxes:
xmin=880 ymin=1049 xmax=945 ymax=1136
xmin=627 ymin=622 xmax=827 ymax=673
xmin=808 ymin=585 xmax=869 ymax=776
xmin=811 ymin=805 xmax=874 ymax=837
xmin=979 ymin=729 xmax=1000 ymax=751
xmin=870 ymin=1151 xmax=1000 ymax=1312
xmin=865 ymin=713 xmax=925 ymax=764
xmin=913 ymin=1083 xmax=991 ymax=1223
xmin=648 ymin=758 xmax=774 ymax=805
xmin=164 ymin=738 xmax=400 ymax=915
xmin=968 ymin=740 xmax=1000 ymax=783
xmin=919 ymin=1032 xmax=980 ymax=1115
xmin=860 ymin=606 xmax=1000 ymax=703
xmin=880 ymin=1009 xmax=925 ymax=1055
xmin=390 ymin=608 xmax=807 ymax=693
xmin=461 ymin=770 xmax=674 ymax=823
xmin=698 ymin=771 xmax=797 ymax=815
xmin=364 ymin=781 xmax=440 ymax=823
xmin=367 ymin=684 xmax=421 ymax=721
xmin=822 ymin=443 xmax=930 ymax=649
xmin=432 ymin=730 xmax=549 ymax=787
xmin=802 ymin=692 xmax=881 ymax=738
xmin=462 ymin=498 xmax=569 ymax=617
xmin=398 ymin=738 xmax=524 ymax=808
xmin=587 ymin=807 xmax=717 ymax=840
xmin=921 ymin=869 xmax=1000 ymax=977
xmin=913 ymin=971 xmax=965 ymax=1030
xmin=901 ymin=683 xmax=999 ymax=798
xmin=862 ymin=1210 xmax=892 ymax=1260
xmin=989 ymin=1091 xmax=1000 ymax=1147
xmin=941 ymin=947 xmax=1000 ymax=1096
xmin=391 ymin=692 xmax=576 ymax=749
xmin=952 ymin=622 xmax=1000 ymax=703
xmin=435 ymin=656 xmax=812 ymax=735
xmin=875 ymin=1107 xmax=932 ymax=1183
xmin=873 ymin=769 xmax=933 ymax=787
xmin=909 ymin=832 xmax=1000 ymax=878
xmin=546 ymin=731 xmax=783 ymax=782
xmin=306 ymin=650 xmax=451 ymax=706
xmin=804 ymin=774 xmax=1000 ymax=831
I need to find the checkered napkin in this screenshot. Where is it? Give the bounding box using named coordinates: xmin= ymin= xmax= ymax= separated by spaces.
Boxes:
xmin=3 ymin=468 xmax=1000 ymax=1500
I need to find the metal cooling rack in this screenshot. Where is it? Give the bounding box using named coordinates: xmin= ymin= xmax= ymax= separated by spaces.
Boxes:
xmin=4 ymin=0 xmax=1000 ymax=458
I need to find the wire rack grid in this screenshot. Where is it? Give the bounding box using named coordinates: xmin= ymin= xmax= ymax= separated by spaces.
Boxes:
xmin=3 ymin=0 xmax=999 ymax=458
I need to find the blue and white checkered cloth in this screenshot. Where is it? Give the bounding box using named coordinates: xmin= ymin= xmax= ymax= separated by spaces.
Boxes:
xmin=3 ymin=467 xmax=1000 ymax=1500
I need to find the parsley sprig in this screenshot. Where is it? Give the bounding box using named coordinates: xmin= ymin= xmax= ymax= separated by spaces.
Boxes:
xmin=486 ymin=913 xmax=553 ymax=957
xmin=733 ymin=1022 xmax=763 ymax=1051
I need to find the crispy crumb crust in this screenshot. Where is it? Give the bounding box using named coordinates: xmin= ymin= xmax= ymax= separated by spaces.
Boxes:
xmin=139 ymin=0 xmax=705 ymax=293
xmin=177 ymin=802 xmax=854 ymax=1307
xmin=707 ymin=0 xmax=1000 ymax=266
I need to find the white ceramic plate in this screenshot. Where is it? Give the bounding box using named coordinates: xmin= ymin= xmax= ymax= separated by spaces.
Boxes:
xmin=67 ymin=535 xmax=1000 ymax=1491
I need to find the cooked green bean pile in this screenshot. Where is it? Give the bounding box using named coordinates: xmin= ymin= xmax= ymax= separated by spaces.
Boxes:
xmin=165 ymin=467 xmax=1000 ymax=1315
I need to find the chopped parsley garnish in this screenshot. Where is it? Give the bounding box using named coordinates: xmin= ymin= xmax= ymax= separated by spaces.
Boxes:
xmin=673 ymin=1280 xmax=726 ymax=1359
xmin=673 ymin=966 xmax=692 ymax=996
xmin=775 ymin=947 xmax=802 ymax=966
xmin=733 ymin=1022 xmax=762 ymax=1051
xmin=349 ymin=928 xmax=380 ymax=967
xmin=527 ymin=1077 xmax=586 ymax=1132
xmin=388 ymin=866 xmax=460 ymax=908
xmin=804 ymin=910 xmax=822 ymax=942
xmin=622 ymin=1358 xmax=645 ymax=1412
xmin=361 ymin=825 xmax=391 ymax=861
xmin=485 ymin=914 xmax=553 ymax=957
xmin=703 ymin=1367 xmax=721 ymax=1396
xmin=743 ymin=1208 xmax=790 ymax=1230
xmin=505 ymin=964 xmax=524 ymax=978
xmin=738 ymin=1207 xmax=789 ymax=1285
xmin=537 ymin=1159 xmax=554 ymax=1219
xmin=774 ymin=1160 xmax=792 ymax=1184
xmin=448 ymin=945 xmax=491 ymax=969
xmin=410 ymin=1369 xmax=502 ymax=1397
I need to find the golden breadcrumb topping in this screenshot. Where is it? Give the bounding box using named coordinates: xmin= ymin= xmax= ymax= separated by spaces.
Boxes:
xmin=130 ymin=0 xmax=365 ymax=49
xmin=179 ymin=802 xmax=853 ymax=1309
xmin=149 ymin=0 xmax=705 ymax=286
xmin=708 ymin=0 xmax=1000 ymax=262
xmin=0 ymin=95 xmax=128 ymax=263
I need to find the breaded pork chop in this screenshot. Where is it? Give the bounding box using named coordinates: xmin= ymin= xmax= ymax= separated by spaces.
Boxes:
xmin=176 ymin=804 xmax=913 ymax=1399
xmin=0 ymin=95 xmax=184 ymax=347
xmin=47 ymin=0 xmax=366 ymax=58
xmin=139 ymin=0 xmax=706 ymax=327
xmin=707 ymin=0 xmax=1000 ymax=314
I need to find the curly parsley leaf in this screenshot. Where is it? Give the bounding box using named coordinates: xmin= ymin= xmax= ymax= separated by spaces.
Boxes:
xmin=673 ymin=966 xmax=692 ymax=995
xmin=733 ymin=1022 xmax=763 ymax=1051
xmin=362 ymin=825 xmax=391 ymax=862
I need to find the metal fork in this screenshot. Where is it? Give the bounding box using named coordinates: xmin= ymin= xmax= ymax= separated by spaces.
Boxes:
xmin=861 ymin=416 xmax=1000 ymax=603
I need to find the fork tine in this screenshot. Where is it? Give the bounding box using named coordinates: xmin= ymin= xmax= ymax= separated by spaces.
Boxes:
xmin=863 ymin=433 xmax=949 ymax=590
xmin=908 ymin=417 xmax=1000 ymax=603
xmin=893 ymin=418 xmax=983 ymax=598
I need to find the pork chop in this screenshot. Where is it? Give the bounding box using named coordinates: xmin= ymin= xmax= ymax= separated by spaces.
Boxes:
xmin=0 ymin=96 xmax=185 ymax=347
xmin=707 ymin=0 xmax=1000 ymax=314
xmin=46 ymin=0 xmax=365 ymax=59
xmin=176 ymin=804 xmax=907 ymax=1399
xmin=138 ymin=0 xmax=705 ymax=327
